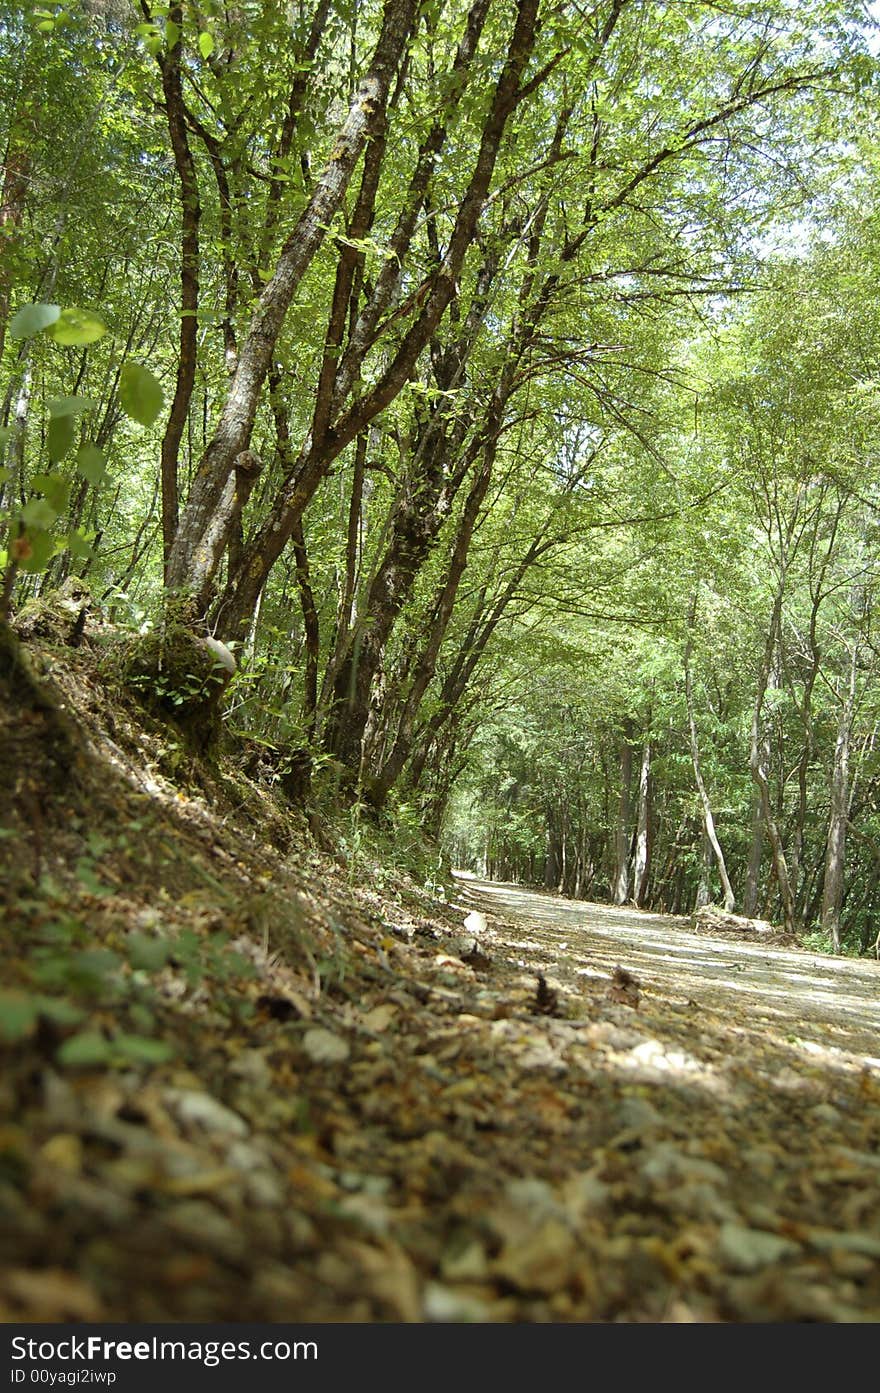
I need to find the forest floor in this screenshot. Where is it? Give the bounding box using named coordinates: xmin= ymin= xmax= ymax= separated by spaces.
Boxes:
xmin=2 ymin=600 xmax=880 ymax=1323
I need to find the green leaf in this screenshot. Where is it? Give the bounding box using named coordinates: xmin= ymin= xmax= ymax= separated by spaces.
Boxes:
xmin=198 ymin=30 xmax=215 ymax=58
xmin=47 ymin=395 xmax=94 ymax=418
xmin=36 ymin=997 xmax=86 ymax=1028
xmin=71 ymin=947 xmax=122 ymax=981
xmin=16 ymin=529 xmax=56 ymax=573
xmin=114 ymin=1034 xmax=174 ymax=1064
xmin=75 ymin=444 xmax=106 ymax=485
xmin=9 ymin=303 xmax=60 ymax=339
xmin=119 ymin=363 xmax=163 ymax=426
xmin=47 ymin=413 xmax=75 ymax=463
xmin=31 ymin=472 xmax=71 ymax=512
xmin=45 ymin=308 xmax=108 ymax=347
xmin=165 ymin=18 xmax=180 ymax=48
xmin=225 ymin=951 xmax=257 ymax=979
xmin=57 ymin=1031 xmax=113 ymax=1067
xmin=65 ymin=530 xmax=94 ymax=559
xmin=128 ymin=1003 xmax=156 ymax=1033
xmin=0 ymin=465 xmax=12 ymax=485
xmin=21 ymin=497 xmax=58 ymax=528
xmin=126 ymin=934 xmax=170 ymax=972
xmin=0 ymin=991 xmax=39 ymax=1042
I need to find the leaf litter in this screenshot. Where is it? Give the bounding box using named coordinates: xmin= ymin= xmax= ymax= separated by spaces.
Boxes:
xmin=1 ymin=616 xmax=879 ymax=1322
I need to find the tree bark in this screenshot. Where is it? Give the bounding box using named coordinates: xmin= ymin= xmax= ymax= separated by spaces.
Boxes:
xmin=165 ymin=0 xmax=420 ymax=598
xmin=750 ymin=580 xmax=796 ymax=934
xmin=156 ymin=7 xmax=201 ymax=576
xmin=822 ymin=639 xmax=859 ymax=952
xmin=695 ymin=826 xmax=712 ymax=911
xmin=684 ymin=596 xmax=735 ymax=911
xmin=613 ymin=732 xmax=633 ymax=905
xmin=210 ymin=0 xmax=542 ymax=639
xmin=323 ymin=256 xmax=503 ymax=775
xmin=290 ymin=517 xmax=320 ymax=742
xmin=742 ymin=791 xmax=763 ymax=918
xmin=632 ymin=738 xmax=652 ymax=907
xmin=368 ymin=448 xmax=495 ymax=805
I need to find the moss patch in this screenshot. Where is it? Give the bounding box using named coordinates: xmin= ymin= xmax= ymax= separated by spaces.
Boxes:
xmin=123 ymin=624 xmax=230 ymax=749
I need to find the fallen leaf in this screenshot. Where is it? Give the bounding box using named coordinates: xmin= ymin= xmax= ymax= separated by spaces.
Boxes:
xmin=302 ymin=1027 xmax=350 ymax=1064
xmin=362 ymin=1004 xmax=397 ymax=1033
xmin=4 ymin=1268 xmax=104 ymax=1320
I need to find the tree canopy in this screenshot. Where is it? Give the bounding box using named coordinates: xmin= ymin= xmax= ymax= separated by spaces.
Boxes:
xmin=3 ymin=0 xmax=880 ymax=951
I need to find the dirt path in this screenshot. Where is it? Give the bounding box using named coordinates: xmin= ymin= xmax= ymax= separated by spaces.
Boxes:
xmin=455 ymin=875 xmax=880 ymax=1065
xmin=6 ymin=620 xmax=880 ymax=1323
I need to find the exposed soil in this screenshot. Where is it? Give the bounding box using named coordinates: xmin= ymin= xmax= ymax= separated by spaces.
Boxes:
xmin=1 ymin=611 xmax=880 ymax=1323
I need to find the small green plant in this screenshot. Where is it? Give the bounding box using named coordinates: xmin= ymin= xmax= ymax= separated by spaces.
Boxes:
xmin=1 ymin=302 xmax=163 ymax=617
xmin=3 ymin=894 xmax=260 ymax=1071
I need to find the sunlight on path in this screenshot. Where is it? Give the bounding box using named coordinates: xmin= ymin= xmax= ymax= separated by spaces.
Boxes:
xmin=454 ymin=874 xmax=880 ymax=1065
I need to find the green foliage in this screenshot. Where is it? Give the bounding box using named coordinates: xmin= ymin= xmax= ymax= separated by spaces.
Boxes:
xmin=0 ymin=989 xmax=85 ymax=1042
xmin=45 ymin=307 xmax=107 ymax=347
xmin=75 ymin=444 xmax=106 ymax=485
xmin=8 ymin=303 xmax=60 ymax=339
xmin=118 ymin=363 xmax=164 ymax=428
xmin=56 ymin=1029 xmax=174 ymax=1067
xmin=3 ymin=884 xmax=261 ymax=1074
xmin=4 ymin=0 xmax=880 ymax=955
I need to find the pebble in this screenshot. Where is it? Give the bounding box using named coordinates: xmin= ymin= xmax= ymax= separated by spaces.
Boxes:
xmin=809 ymin=1103 xmax=840 ymax=1126
xmin=718 ymin=1223 xmax=801 ymax=1272
xmin=423 ymin=1282 xmax=491 ymax=1322
xmin=617 ymin=1096 xmax=664 ymax=1133
xmin=164 ymin=1090 xmax=249 ymax=1139
xmin=163 ymin=1201 xmax=245 ymax=1261
xmin=641 ymin=1144 xmax=727 ymax=1187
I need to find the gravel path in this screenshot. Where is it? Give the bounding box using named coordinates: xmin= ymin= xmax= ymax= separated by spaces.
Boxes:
xmin=456 ymin=874 xmax=880 ymax=1064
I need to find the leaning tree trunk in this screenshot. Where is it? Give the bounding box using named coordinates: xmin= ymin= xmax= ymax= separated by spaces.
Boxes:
xmin=684 ymin=600 xmax=735 ymax=912
xmin=695 ymin=827 xmax=713 ymax=911
xmin=822 ymin=640 xmax=858 ymax=953
xmin=202 ymin=0 xmax=540 ymax=636
xmin=155 ymin=7 xmax=201 ymax=576
xmin=164 ymin=0 xmax=420 ymax=600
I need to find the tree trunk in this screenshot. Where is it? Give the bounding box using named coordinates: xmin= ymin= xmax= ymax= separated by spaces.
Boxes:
xmin=695 ymin=826 xmax=712 ymax=911
xmin=613 ymin=733 xmax=633 ymax=905
xmin=156 ymin=9 xmax=201 ymax=576
xmin=208 ymin=0 xmax=541 ymax=638
xmin=750 ymin=582 xmax=796 ymax=934
xmin=290 ymin=518 xmax=320 ymax=743
xmin=165 ymin=0 xmax=419 ymax=598
xmin=368 ymin=458 xmax=493 ymax=802
xmin=822 ymin=640 xmax=858 ymax=952
xmin=742 ymin=791 xmax=764 ymax=918
xmin=684 ymin=599 xmax=735 ymax=911
xmin=632 ymin=738 xmax=652 ymax=907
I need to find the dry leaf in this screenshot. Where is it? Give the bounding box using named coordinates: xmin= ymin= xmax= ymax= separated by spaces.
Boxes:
xmin=302 ymin=1027 xmax=350 ymax=1064
xmin=4 ymin=1268 xmax=104 ymax=1321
